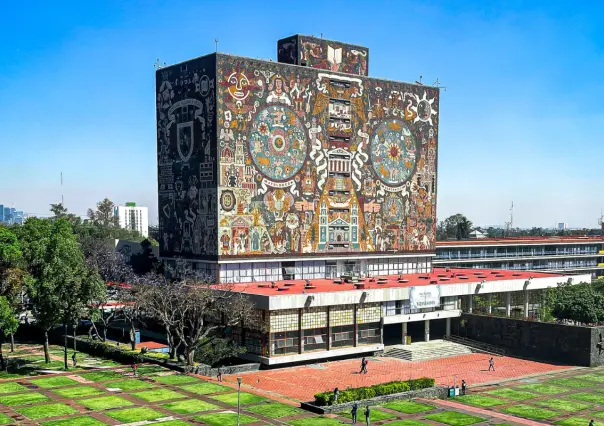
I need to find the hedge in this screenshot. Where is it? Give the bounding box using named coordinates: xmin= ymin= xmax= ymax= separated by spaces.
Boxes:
xmin=314 ymin=377 xmax=435 ymax=406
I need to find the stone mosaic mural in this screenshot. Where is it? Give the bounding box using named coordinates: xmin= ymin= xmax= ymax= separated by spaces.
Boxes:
xmin=216 ymin=52 xmax=438 ymax=259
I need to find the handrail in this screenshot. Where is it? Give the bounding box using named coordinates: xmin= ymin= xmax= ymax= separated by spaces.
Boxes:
xmin=445 ymin=335 xmax=506 ymax=356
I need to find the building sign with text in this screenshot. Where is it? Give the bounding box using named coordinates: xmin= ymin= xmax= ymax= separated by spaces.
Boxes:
xmin=410 ymin=285 xmax=441 ymax=309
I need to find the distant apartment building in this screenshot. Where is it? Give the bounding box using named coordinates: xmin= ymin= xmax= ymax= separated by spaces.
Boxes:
xmin=558 ymin=222 xmax=568 ymax=230
xmin=114 ymin=202 xmax=149 ymax=237
xmin=435 ymin=236 xmax=604 ymax=279
xmin=0 ymin=205 xmax=25 ymax=225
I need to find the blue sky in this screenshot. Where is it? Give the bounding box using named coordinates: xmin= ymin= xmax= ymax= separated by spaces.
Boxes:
xmin=1 ymin=0 xmax=603 ymax=228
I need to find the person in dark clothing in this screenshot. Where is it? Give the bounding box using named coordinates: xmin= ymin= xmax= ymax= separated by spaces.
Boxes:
xmin=333 ymin=387 xmax=339 ymax=404
xmin=364 ymin=406 xmax=371 ymax=426
xmin=488 ymin=357 xmax=495 ymax=371
xmin=461 ymin=379 xmax=467 ymax=395
xmin=351 ymin=402 xmax=358 ymax=424
xmin=589 ymin=420 xmax=594 ymax=426
xmin=71 ymin=352 xmax=77 ymax=367
xmin=360 ymin=357 xmax=368 ymax=374
xmin=217 ymin=368 xmax=223 ymax=382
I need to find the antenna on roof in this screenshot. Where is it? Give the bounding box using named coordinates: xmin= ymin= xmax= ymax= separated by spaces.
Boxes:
xmin=214 ymin=39 xmax=218 ymax=52
xmin=415 ymin=75 xmax=423 ymax=85
xmin=60 ymin=172 xmax=64 ymax=206
xmin=320 ymin=33 xmax=323 ymax=40
xmin=433 ymin=78 xmax=447 ymax=91
xmin=153 ymin=58 xmax=166 ymax=70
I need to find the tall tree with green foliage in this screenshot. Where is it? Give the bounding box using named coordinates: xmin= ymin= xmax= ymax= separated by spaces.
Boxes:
xmin=87 ymin=198 xmax=119 ymax=227
xmin=437 ymin=214 xmax=473 ymax=241
xmin=547 ymin=282 xmax=604 ymax=324
xmin=0 ymin=296 xmax=19 ymax=371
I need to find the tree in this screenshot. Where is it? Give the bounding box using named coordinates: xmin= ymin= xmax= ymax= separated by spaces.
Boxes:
xmin=0 ymin=227 xmax=28 ymax=352
xmin=547 ymin=282 xmax=604 ymax=324
xmin=50 ymin=203 xmax=81 ymax=225
xmin=170 ymin=277 xmax=258 ymax=365
xmin=437 ymin=214 xmax=473 ymax=241
xmin=0 ymin=297 xmax=18 ymax=371
xmin=87 ymin=198 xmax=119 ymax=227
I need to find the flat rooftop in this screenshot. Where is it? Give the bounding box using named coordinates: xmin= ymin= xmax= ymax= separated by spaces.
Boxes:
xmin=230 ymin=268 xmax=562 ymax=296
xmin=436 ymin=236 xmax=604 ymax=246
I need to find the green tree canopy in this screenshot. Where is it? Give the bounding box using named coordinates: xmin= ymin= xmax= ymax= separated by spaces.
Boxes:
xmin=437 ymin=214 xmax=473 ymax=241
xmin=0 ymin=296 xmax=19 ymax=370
xmin=547 ymin=282 xmax=604 ymax=324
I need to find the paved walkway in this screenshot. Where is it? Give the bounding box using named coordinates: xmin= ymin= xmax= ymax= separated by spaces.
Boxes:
xmin=225 ymin=353 xmax=572 ymax=402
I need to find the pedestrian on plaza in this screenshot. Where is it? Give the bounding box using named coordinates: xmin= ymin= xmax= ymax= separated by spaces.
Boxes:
xmin=488 ymin=357 xmax=495 ymax=371
xmin=71 ymin=352 xmax=77 ymax=367
xmin=217 ymin=367 xmax=223 ymax=382
xmin=351 ymin=402 xmax=358 ymax=424
xmin=461 ymin=379 xmax=467 ymax=395
xmin=333 ymin=387 xmax=339 ymax=404
xmin=360 ymin=357 xmax=368 ymax=374
xmin=131 ymin=363 xmax=137 ymax=376
xmin=364 ymin=405 xmax=371 ymax=426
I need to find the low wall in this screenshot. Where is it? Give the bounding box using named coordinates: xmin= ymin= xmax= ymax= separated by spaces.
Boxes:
xmin=452 ymin=314 xmax=604 ymax=367
xmin=301 ymin=386 xmax=448 ymax=414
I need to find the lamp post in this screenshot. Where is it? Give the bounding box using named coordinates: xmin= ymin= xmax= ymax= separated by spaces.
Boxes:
xmin=237 ymin=377 xmax=243 ymax=425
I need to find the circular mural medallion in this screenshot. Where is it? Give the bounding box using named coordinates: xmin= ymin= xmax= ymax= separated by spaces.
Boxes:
xmin=249 ymin=106 xmax=308 ymax=181
xmin=220 ymin=190 xmax=236 ymax=212
xmin=417 ymin=99 xmax=432 ymax=122
xmin=371 ymin=119 xmax=417 ymax=186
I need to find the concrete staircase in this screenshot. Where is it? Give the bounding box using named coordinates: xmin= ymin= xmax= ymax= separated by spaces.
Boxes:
xmin=385 ymin=339 xmax=472 ymax=362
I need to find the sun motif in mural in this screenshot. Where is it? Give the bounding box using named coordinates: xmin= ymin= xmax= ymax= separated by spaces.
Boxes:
xmin=249 ymin=106 xmax=308 ymax=182
xmin=371 ymin=119 xmax=417 ymax=186
xmin=410 ymin=91 xmax=437 ymax=125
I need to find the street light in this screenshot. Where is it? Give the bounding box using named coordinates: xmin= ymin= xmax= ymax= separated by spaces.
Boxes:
xmin=237 ymin=377 xmax=243 ymax=426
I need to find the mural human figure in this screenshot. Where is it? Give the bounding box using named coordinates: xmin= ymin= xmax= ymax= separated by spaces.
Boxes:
xmin=267 ymin=77 xmax=291 ymax=105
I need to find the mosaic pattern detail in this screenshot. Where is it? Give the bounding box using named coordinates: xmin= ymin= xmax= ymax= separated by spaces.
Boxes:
xmin=371 ymin=119 xmax=416 ymax=186
xmin=249 ymin=106 xmax=308 ymax=181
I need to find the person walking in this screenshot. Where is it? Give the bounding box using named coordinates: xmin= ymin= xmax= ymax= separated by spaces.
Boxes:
xmin=461 ymin=379 xmax=467 ymax=395
xmin=333 ymin=387 xmax=339 ymax=404
xmin=488 ymin=357 xmax=495 ymax=372
xmin=364 ymin=405 xmax=371 ymax=426
xmin=71 ymin=352 xmax=77 ymax=368
xmin=351 ymin=402 xmax=358 ymax=424
xmin=217 ymin=367 xmax=223 ymax=382
xmin=131 ymin=363 xmax=137 ymax=376
xmin=589 ymin=420 xmax=594 ymax=426
xmin=359 ymin=357 xmax=366 ymax=374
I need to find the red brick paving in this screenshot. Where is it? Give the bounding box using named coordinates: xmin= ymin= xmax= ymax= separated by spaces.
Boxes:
xmin=224 ymin=353 xmax=572 ymax=402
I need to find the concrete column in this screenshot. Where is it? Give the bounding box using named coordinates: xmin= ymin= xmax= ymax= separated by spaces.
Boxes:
xmin=506 ymin=292 xmax=511 ymax=317
xmin=524 ymin=289 xmax=529 ymax=319
xmin=487 ymin=294 xmax=493 ymax=315
xmin=353 ymin=304 xmax=358 ymax=347
xmin=467 ymin=295 xmax=473 ymax=314
xmin=402 ymin=322 xmax=408 ymax=345
xmin=326 ymin=306 xmax=331 ymax=351
xmin=298 ymin=309 xmax=303 ymax=354
xmin=424 ymin=319 xmax=430 ymax=342
xmin=445 ymin=318 xmax=451 ymax=337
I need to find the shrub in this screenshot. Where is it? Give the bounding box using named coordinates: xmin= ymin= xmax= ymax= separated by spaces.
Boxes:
xmin=313 ymin=377 xmax=435 ymax=406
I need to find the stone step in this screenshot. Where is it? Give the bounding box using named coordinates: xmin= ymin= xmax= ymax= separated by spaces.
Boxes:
xmin=385 ymin=340 xmax=472 ymax=362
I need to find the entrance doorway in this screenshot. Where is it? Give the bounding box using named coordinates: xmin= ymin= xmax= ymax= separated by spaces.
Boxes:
xmin=383 ymin=324 xmax=403 ymax=345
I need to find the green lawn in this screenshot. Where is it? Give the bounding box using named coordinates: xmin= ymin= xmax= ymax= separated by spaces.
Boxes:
xmin=161 ymin=399 xmax=219 ymax=414
xmin=16 ymin=403 xmax=78 ymax=420
xmin=485 ymin=388 xmax=537 ymax=400
xmin=195 ymin=413 xmax=258 ymax=426
xmin=78 ymin=395 xmax=134 ymax=410
xmin=79 ymin=371 xmax=123 ymax=382
xmin=425 ymin=411 xmax=485 ymax=426
xmin=42 ymin=416 xmax=107 ymax=426
xmin=287 ymin=418 xmax=343 ymax=426
xmin=105 ymin=407 xmax=164 ymax=423
xmin=179 ymin=382 xmax=230 ymax=395
xmin=569 ymin=392 xmax=604 ymax=404
xmin=382 ymin=400 xmax=434 ymax=414
xmin=53 ymin=386 xmax=104 ymax=398
xmin=132 ymin=388 xmax=186 ymax=402
xmin=0 ymin=382 xmax=27 ymax=394
xmin=368 ymin=409 xmax=397 ymax=421
xmin=576 ymin=374 xmax=604 ymax=383
xmin=593 ymin=411 xmax=604 ymax=419
xmin=105 ymin=379 xmax=150 ymax=390
xmin=501 ymin=404 xmax=559 ymax=420
xmin=549 ymin=378 xmax=596 ymax=389
xmin=134 ymin=365 xmax=165 ymax=375
xmin=155 ymin=421 xmax=193 ymax=426
xmin=458 ymin=395 xmax=506 ymax=408
xmin=387 ymin=421 xmax=430 ymax=426
xmin=153 ymin=374 xmax=199 ymax=385
xmin=0 ymin=413 xmax=12 ymax=425
xmin=534 ymin=398 xmax=591 ymax=412
xmin=210 ymin=391 xmax=265 ymax=406
xmin=247 ymin=402 xmax=303 ymax=418
xmin=31 ymin=376 xmax=78 ymax=388
xmin=1 ymin=392 xmax=49 ymax=406
xmin=516 ymin=383 xmax=570 ymax=394
xmin=556 ymin=418 xmax=599 ymax=426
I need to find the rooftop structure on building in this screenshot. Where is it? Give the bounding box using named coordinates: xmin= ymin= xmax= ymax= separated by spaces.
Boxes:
xmin=155 ymin=35 xmax=590 ymax=366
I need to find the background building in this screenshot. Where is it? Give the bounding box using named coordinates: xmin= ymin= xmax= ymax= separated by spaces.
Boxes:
xmin=156 ymin=35 xmax=439 ymax=282
xmin=0 ymin=205 xmax=25 ymax=225
xmin=435 ymin=236 xmax=604 ymax=278
xmin=114 ymin=202 xmax=149 ymax=237
xmin=558 ymin=222 xmax=568 ymax=230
